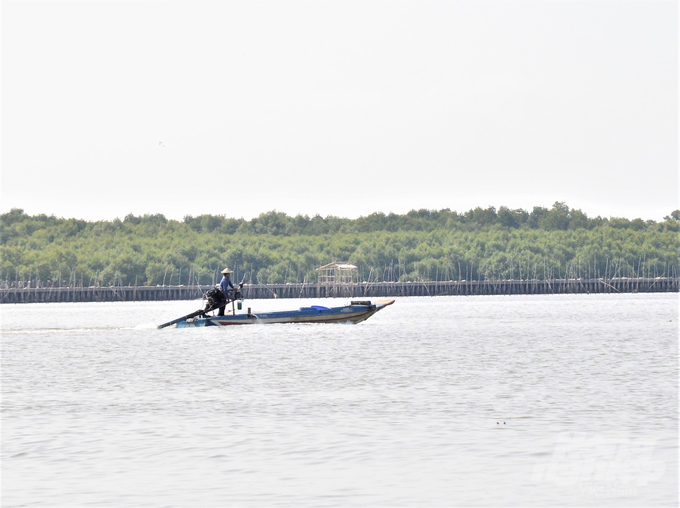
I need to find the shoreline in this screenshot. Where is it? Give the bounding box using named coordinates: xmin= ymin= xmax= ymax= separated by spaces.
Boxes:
xmin=2 ymin=277 xmax=678 ymax=304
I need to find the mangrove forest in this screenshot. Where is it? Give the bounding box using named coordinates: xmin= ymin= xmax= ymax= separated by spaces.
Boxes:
xmin=1 ymin=202 xmax=678 ymax=288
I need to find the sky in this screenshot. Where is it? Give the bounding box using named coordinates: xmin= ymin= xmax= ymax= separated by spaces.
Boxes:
xmin=1 ymin=0 xmax=678 ymax=222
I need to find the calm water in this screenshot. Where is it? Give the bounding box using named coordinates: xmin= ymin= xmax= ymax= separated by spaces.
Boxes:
xmin=2 ymin=294 xmax=678 ymax=507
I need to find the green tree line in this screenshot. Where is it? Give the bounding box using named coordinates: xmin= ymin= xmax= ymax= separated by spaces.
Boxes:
xmin=1 ymin=203 xmax=678 ymax=287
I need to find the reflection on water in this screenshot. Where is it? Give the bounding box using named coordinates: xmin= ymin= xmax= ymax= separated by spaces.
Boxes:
xmin=2 ymin=294 xmax=677 ymax=507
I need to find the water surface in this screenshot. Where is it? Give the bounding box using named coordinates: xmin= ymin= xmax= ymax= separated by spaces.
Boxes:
xmin=2 ymin=294 xmax=677 ymax=506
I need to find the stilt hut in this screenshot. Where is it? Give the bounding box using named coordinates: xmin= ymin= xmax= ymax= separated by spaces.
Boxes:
xmin=317 ymin=262 xmax=358 ymax=297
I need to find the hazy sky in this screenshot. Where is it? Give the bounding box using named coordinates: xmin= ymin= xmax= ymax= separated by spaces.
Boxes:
xmin=2 ymin=0 xmax=678 ymax=221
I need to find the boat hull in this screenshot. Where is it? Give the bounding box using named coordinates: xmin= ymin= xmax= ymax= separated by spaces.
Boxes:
xmin=174 ymin=300 xmax=394 ymax=328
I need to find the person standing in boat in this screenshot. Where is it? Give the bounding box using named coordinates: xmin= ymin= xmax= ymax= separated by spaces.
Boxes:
xmin=217 ymin=267 xmax=235 ymax=316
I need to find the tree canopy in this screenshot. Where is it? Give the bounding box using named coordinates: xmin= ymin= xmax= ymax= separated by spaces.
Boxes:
xmin=2 ymin=203 xmax=678 ymax=287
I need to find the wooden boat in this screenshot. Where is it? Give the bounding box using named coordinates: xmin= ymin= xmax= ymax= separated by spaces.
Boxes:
xmin=159 ymin=299 xmax=395 ymax=328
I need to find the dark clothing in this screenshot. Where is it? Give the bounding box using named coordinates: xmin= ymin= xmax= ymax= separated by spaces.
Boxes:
xmin=217 ymin=275 xmax=235 ymax=316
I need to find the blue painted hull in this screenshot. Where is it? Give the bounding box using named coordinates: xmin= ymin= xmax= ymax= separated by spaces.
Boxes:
xmin=174 ymin=300 xmax=394 ymax=328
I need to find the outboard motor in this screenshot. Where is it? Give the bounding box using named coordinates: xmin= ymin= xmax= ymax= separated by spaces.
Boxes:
xmin=203 ymin=282 xmax=244 ymax=314
xmin=204 ymin=286 xmax=227 ymax=313
xmin=158 ymin=282 xmax=245 ymax=329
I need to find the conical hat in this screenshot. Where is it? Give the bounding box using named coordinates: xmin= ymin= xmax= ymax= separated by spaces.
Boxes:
xmin=221 ymin=267 xmax=233 ymax=274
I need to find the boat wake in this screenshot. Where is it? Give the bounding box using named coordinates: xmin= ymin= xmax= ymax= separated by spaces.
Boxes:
xmin=134 ymin=322 xmax=160 ymax=330
xmin=2 ymin=326 xmax=141 ymax=335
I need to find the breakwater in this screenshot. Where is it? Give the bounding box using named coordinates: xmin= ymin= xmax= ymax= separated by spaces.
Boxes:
xmin=1 ymin=277 xmax=677 ymax=304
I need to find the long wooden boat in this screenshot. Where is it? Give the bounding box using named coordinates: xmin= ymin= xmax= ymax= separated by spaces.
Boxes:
xmin=161 ymin=299 xmax=395 ymax=328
